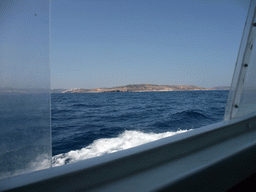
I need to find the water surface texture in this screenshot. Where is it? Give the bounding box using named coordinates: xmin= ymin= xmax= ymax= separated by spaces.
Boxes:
xmin=51 ymin=91 xmax=228 ymax=166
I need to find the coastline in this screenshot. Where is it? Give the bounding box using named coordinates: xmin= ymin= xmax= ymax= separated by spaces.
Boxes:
xmin=60 ymin=84 xmax=227 ymax=93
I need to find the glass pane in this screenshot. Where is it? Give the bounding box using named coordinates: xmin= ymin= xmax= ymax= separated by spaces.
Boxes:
xmin=0 ymin=0 xmax=51 ymax=178
xmin=51 ymin=1 xmax=248 ymax=166
xmin=224 ymin=0 xmax=256 ymax=120
xmin=236 ymin=41 xmax=256 ymax=117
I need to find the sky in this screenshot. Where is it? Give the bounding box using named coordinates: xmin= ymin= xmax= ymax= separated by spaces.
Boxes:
xmin=51 ymin=0 xmax=250 ymax=89
xmin=1 ymin=0 xmax=50 ymax=89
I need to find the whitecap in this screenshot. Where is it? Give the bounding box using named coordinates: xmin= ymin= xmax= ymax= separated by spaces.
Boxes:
xmin=52 ymin=129 xmax=191 ymax=167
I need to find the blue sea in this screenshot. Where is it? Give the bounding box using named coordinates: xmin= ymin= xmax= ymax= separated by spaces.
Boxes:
xmin=51 ymin=90 xmax=229 ymax=166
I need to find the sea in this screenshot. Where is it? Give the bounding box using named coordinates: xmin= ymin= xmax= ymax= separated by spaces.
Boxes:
xmin=51 ymin=90 xmax=229 ymax=167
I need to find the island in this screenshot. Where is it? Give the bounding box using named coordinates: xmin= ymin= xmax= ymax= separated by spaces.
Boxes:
xmin=61 ymin=84 xmax=215 ymax=93
xmin=0 ymin=84 xmax=230 ymax=94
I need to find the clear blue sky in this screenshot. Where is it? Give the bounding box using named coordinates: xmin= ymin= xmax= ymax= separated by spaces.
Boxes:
xmin=51 ymin=0 xmax=250 ymax=89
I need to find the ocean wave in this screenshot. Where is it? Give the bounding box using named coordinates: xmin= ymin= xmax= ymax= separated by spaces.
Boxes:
xmin=71 ymin=104 xmax=103 ymax=108
xmin=152 ymin=109 xmax=211 ymax=129
xmin=52 ymin=129 xmax=191 ymax=167
xmin=0 ymin=154 xmax=51 ymax=179
xmin=174 ymin=109 xmax=208 ymax=119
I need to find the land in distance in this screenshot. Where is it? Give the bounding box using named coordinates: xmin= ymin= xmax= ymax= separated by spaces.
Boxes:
xmin=0 ymin=85 xmax=230 ymax=94
xmin=211 ymin=86 xmax=230 ymax=90
xmin=61 ymin=84 xmax=228 ymax=93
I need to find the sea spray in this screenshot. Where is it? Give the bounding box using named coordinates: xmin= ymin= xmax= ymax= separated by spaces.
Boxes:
xmin=52 ymin=129 xmax=191 ymax=167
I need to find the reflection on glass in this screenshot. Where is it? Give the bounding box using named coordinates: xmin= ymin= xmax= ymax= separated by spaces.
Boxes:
xmin=0 ymin=0 xmax=51 ymax=178
xmin=236 ymin=44 xmax=256 ymax=117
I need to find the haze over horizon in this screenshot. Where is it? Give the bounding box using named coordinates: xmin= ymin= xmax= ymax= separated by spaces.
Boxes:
xmin=52 ymin=83 xmax=230 ymax=91
xmin=51 ymin=0 xmax=250 ymax=89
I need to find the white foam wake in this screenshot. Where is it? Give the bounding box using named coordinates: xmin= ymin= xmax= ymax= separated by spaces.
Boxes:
xmin=52 ymin=129 xmax=191 ymax=167
xmin=0 ymin=154 xmax=51 ymax=179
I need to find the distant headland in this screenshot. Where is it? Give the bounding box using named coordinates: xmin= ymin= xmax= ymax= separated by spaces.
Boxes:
xmin=0 ymin=85 xmax=230 ymax=94
xmin=53 ymin=84 xmax=230 ymax=93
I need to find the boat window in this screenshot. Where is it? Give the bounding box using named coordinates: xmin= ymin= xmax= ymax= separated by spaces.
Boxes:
xmin=0 ymin=0 xmax=251 ymax=180
xmin=50 ymin=0 xmax=249 ymax=167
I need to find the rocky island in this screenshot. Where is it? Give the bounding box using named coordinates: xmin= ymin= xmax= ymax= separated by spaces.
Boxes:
xmin=61 ymin=84 xmax=214 ymax=93
xmin=0 ymin=84 xmax=230 ymax=94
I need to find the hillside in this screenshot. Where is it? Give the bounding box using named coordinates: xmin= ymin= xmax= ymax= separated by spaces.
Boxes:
xmin=62 ymin=84 xmax=213 ymax=93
